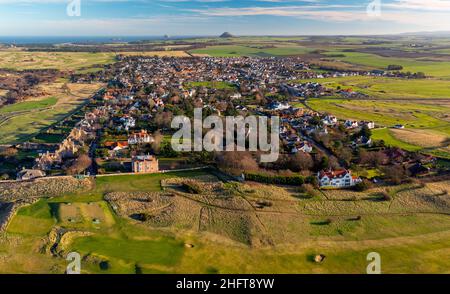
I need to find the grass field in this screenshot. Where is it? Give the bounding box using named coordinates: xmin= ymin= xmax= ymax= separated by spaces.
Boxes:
xmin=0 ymin=81 xmax=103 ymax=144
xmin=307 ymin=99 xmax=450 ymax=133
xmin=372 ymin=128 xmax=423 ymax=152
xmin=2 ymin=171 xmax=449 ymax=274
xmin=186 ymin=81 xmax=236 ymax=89
xmin=322 ymin=51 xmax=450 ymax=79
xmin=120 ymin=51 xmax=190 ymax=57
xmin=298 ymin=76 xmax=450 ymax=99
xmin=0 ymin=51 xmax=115 ymax=73
xmin=0 ymin=97 xmax=57 ymax=114
xmin=307 ymin=98 xmax=450 ymax=157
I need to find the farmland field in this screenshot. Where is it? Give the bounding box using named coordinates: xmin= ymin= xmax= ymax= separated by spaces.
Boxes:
xmin=1 ymin=171 xmax=449 ymax=274
xmin=190 ymin=44 xmax=311 ymax=57
xmin=322 ymin=51 xmax=450 ymax=79
xmin=0 ymin=81 xmax=103 ymax=144
xmin=0 ymin=51 xmax=116 ymax=73
xmin=298 ymin=76 xmax=450 ymax=99
xmin=120 ymin=51 xmax=190 ymax=57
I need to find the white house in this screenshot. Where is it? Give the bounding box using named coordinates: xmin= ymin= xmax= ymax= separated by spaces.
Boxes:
xmin=128 ymin=130 xmax=154 ymax=145
xmin=230 ymin=93 xmax=242 ymax=100
xmin=120 ymin=116 xmax=136 ymax=131
xmin=362 ymin=121 xmax=375 ymax=129
xmin=298 ymin=141 xmax=313 ymax=153
xmin=318 ymin=169 xmax=361 ymax=188
xmin=344 ymin=120 xmax=359 ymax=129
xmin=322 ymin=115 xmax=338 ymax=126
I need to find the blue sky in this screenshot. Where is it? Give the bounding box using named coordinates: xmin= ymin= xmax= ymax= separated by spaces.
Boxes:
xmin=0 ymin=0 xmax=449 ymax=36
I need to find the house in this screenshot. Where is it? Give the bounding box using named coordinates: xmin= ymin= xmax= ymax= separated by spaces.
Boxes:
xmin=344 ymin=120 xmax=359 ymax=129
xmin=318 ymin=169 xmax=361 ymax=188
xmin=322 ymin=115 xmax=338 ymax=126
xmin=230 ymin=93 xmax=242 ymax=100
xmin=132 ymin=155 xmax=159 ymax=174
xmin=362 ymin=121 xmax=375 ymax=129
xmin=267 ymin=101 xmax=290 ymax=111
xmin=104 ymin=141 xmax=129 ymax=152
xmin=128 ymin=130 xmax=154 ymax=145
xmin=298 ymin=141 xmax=313 ymax=153
xmin=119 ymin=116 xmax=136 ymax=131
xmin=17 ymin=169 xmax=46 ymax=181
xmin=408 ymin=163 xmax=431 ymax=176
xmin=352 ymin=136 xmax=372 ymax=147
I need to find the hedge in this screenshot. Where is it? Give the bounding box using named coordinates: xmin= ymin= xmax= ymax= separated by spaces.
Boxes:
xmin=244 ymin=172 xmax=315 ymax=186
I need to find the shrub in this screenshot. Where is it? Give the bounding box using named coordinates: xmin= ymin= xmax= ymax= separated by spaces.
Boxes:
xmin=244 ymin=172 xmax=307 ymax=185
xmin=182 ymin=181 xmax=203 ymax=194
xmin=353 ymin=179 xmax=373 ymax=191
xmin=380 ymin=191 xmax=392 ymax=201
xmin=302 ymin=184 xmax=320 ymax=198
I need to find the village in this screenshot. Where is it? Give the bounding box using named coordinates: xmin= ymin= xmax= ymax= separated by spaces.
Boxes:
xmin=1 ymin=55 xmax=444 ymax=190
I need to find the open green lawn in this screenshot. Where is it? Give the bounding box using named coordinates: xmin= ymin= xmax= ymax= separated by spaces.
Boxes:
xmin=298 ymin=76 xmax=450 ymax=99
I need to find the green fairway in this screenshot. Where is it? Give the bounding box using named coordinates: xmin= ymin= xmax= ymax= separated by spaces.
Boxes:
xmin=7 ymin=199 xmax=56 ymax=236
xmin=70 ymin=235 xmax=185 ymax=267
xmin=0 ymin=97 xmax=57 ymax=114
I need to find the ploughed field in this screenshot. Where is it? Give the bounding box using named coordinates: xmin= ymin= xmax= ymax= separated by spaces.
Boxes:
xmin=0 ymin=170 xmax=449 ymax=274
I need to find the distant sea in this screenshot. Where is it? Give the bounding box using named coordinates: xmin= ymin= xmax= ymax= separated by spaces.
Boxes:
xmin=0 ymin=36 xmax=200 ymax=45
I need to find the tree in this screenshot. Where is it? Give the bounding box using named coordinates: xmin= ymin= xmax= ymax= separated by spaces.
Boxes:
xmin=0 ymin=147 xmax=18 ymax=158
xmin=382 ymin=165 xmax=407 ymax=185
xmin=359 ymin=125 xmax=372 ymax=139
xmin=290 ymin=152 xmax=314 ymax=172
xmin=387 ymin=64 xmax=403 ymax=71
xmin=360 ymin=150 xmax=387 ymax=167
xmin=66 ymin=154 xmax=92 ymax=175
xmin=151 ymin=130 xmax=163 ymax=154
xmin=215 ymin=151 xmax=258 ymax=175
xmin=336 ymin=147 xmax=353 ymax=166
xmin=318 ymin=155 xmax=329 ymax=170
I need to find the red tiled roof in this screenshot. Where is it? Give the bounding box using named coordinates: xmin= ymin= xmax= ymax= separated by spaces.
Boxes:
xmin=319 ymin=169 xmax=350 ymax=179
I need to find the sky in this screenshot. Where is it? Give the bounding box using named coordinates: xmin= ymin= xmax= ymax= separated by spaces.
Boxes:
xmin=0 ymin=0 xmax=449 ymax=36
